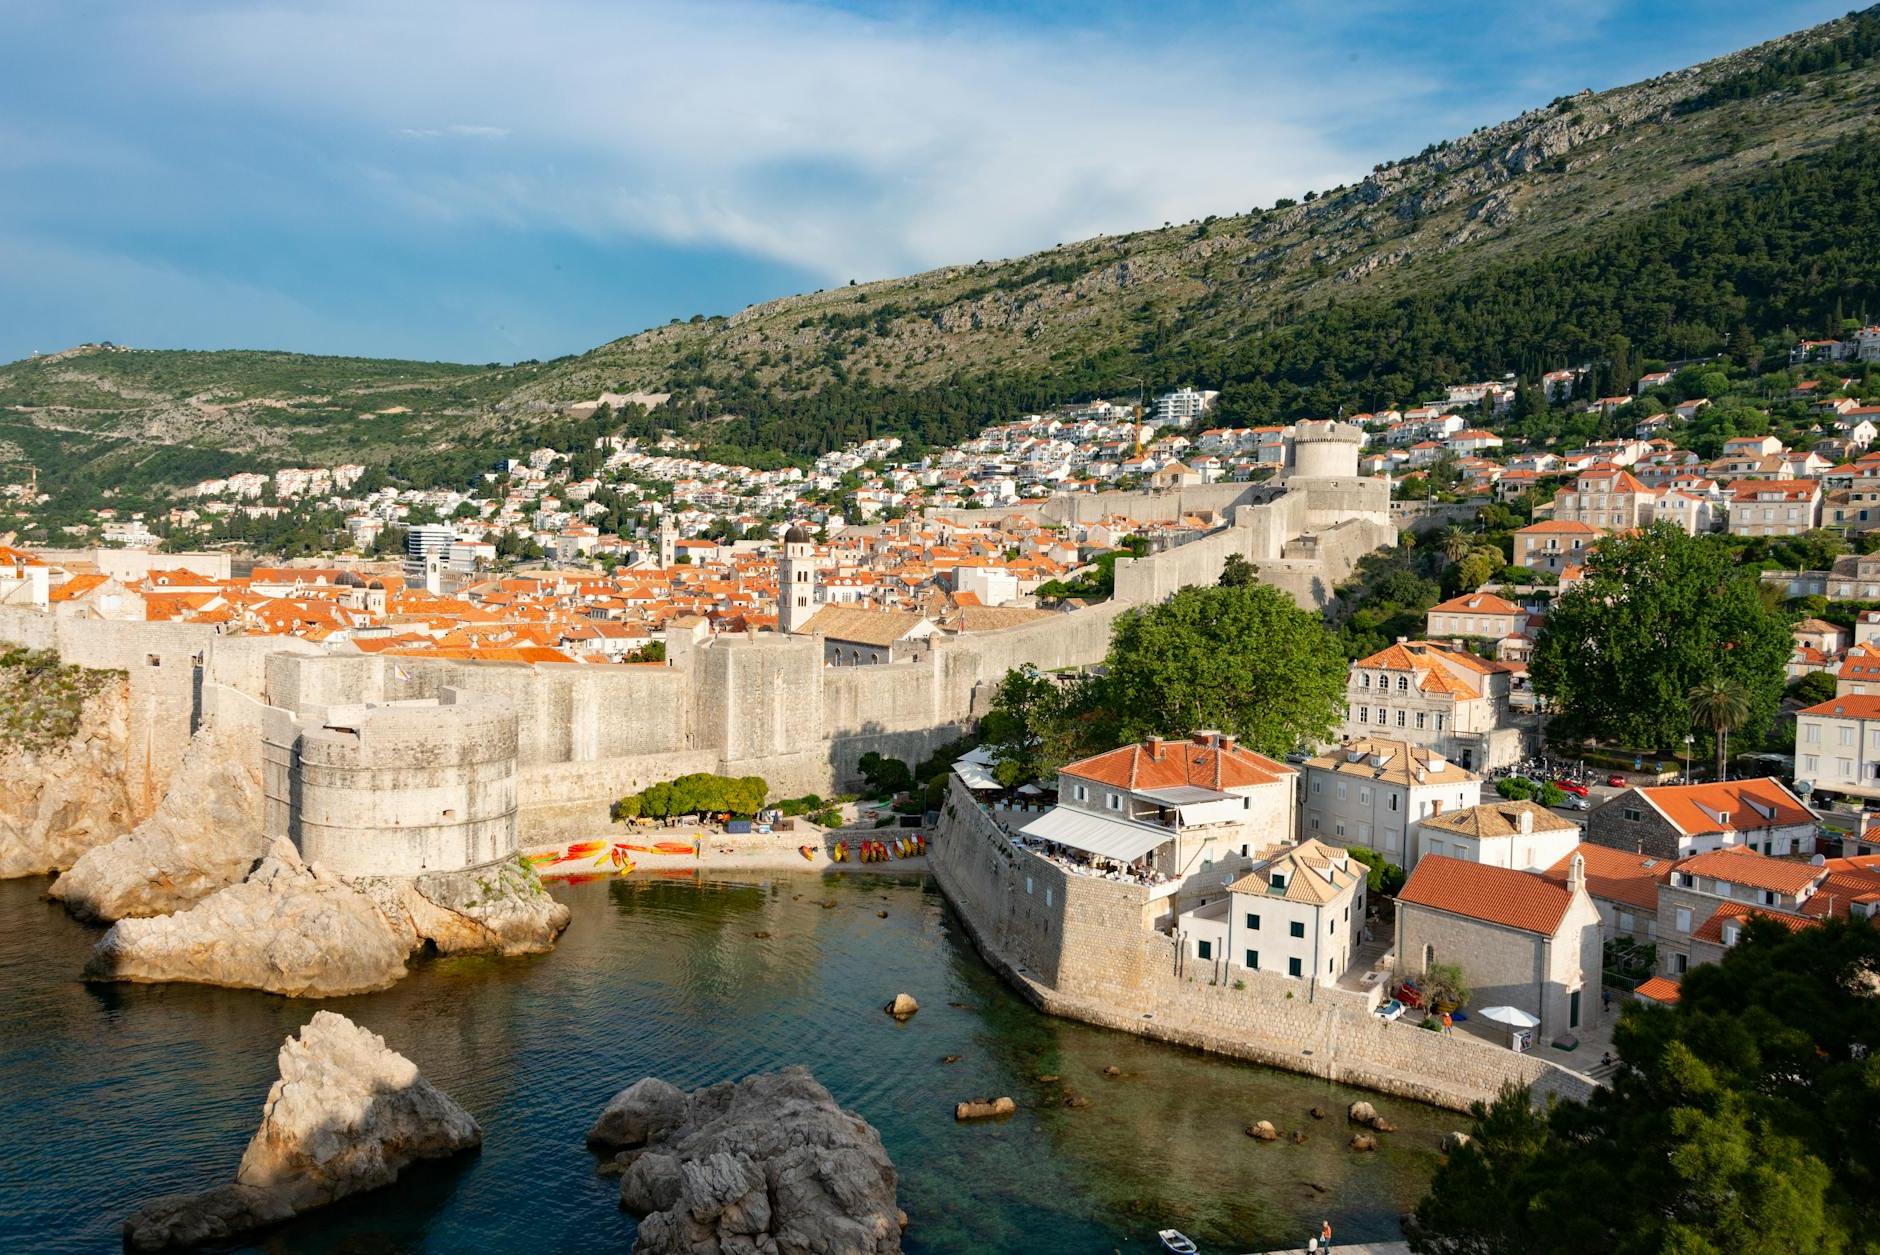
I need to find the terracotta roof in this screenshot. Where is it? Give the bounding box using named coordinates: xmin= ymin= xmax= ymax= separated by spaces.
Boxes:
xmin=1544 ymin=843 xmax=1667 ymax=912
xmin=1064 ymin=734 xmax=1294 ymax=792
xmin=1429 ymin=592 xmax=1521 ymax=616
xmin=1226 ymin=839 xmax=1362 ymax=906
xmin=1691 ymin=900 xmax=1817 ymax=944
xmin=1515 ymin=519 xmax=1603 ymax=535
xmin=1800 ymin=694 xmax=1880 ymax=719
xmin=1397 ymin=855 xmax=1577 ymax=936
xmin=1306 ymin=738 xmax=1477 ymax=787
xmin=1631 ymin=778 xmax=1814 ymax=837
xmin=1799 ymin=856 xmax=1880 ymax=918
xmin=1634 ymin=975 xmax=1682 ymax=1004
xmin=1676 ymin=846 xmax=1823 ymax=895
xmin=1420 ymin=800 xmax=1576 ymax=840
xmin=46 ymin=573 xmax=110 ymax=602
xmin=796 ymin=605 xmax=927 ymax=646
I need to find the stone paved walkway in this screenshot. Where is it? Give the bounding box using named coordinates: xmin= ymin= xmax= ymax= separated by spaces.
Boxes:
xmin=1256 ymin=1243 xmax=1409 ymax=1255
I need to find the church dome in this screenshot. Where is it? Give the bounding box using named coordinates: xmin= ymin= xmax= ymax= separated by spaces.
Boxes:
xmin=783 ymin=525 xmax=813 ymax=544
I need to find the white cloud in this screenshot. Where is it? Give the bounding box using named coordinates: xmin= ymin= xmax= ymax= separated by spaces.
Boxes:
xmin=115 ymin=0 xmax=1416 ymax=281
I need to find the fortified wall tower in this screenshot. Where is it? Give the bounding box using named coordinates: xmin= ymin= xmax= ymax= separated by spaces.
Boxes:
xmin=261 ymin=688 xmax=519 ymax=878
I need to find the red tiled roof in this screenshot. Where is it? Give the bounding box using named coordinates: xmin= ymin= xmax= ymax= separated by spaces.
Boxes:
xmin=1398 ymin=855 xmax=1576 ymax=936
xmin=1063 ymin=735 xmax=1294 ymax=792
xmin=1800 ymin=694 xmax=1880 ymax=719
xmin=1690 ymin=901 xmax=1817 ymax=945
xmin=1633 ymin=778 xmax=1814 ymax=837
xmin=1634 ymin=976 xmax=1682 ymax=1005
xmin=1430 ymin=592 xmax=1521 ymax=616
xmin=1544 ymin=843 xmax=1666 ymax=912
xmin=1676 ymin=846 xmax=1822 ymax=895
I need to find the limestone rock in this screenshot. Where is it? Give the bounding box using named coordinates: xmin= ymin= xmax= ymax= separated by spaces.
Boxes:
xmin=1247 ymin=1120 xmax=1279 ymax=1141
xmin=1348 ymin=1100 xmax=1378 ymax=1125
xmin=1289 ymin=1131 xmax=1309 ymax=1145
xmin=588 ymin=1077 xmax=691 ymax=1153
xmin=1372 ymin=1116 xmax=1398 ymax=1133
xmin=954 ymin=1097 xmax=1015 ymax=1121
xmin=360 ymin=857 xmax=571 ymax=958
xmin=0 ymin=679 xmax=136 ymax=879
xmin=51 ymin=721 xmax=266 ymax=921
xmin=1349 ymin=1134 xmax=1378 ymax=1152
xmin=1309 ymin=1105 xmax=1327 ymax=1120
xmin=885 ymin=993 xmax=919 ymax=1020
xmin=596 ymin=1066 xmax=900 ymax=1255
xmin=123 ymin=1012 xmax=480 ymax=1249
xmin=85 ymin=844 xmax=408 ymax=998
xmin=1441 ymin=1131 xmax=1473 ymax=1154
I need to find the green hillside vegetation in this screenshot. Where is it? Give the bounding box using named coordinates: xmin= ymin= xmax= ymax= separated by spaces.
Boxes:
xmin=4 ymin=7 xmax=1880 ymax=504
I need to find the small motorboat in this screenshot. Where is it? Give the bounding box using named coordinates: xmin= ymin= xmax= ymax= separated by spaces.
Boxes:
xmin=1157 ymin=1230 xmax=1198 ymax=1254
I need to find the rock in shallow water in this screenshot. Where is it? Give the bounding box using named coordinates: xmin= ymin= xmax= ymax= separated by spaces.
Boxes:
xmin=589 ymin=1066 xmax=901 ymax=1254
xmin=86 ymin=844 xmax=410 ymax=997
xmin=83 ymin=841 xmax=571 ymax=998
xmin=123 ymin=1011 xmax=480 ymax=1250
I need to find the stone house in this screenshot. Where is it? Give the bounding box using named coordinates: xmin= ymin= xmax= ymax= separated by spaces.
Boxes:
xmin=1585 ymin=778 xmax=1817 ymax=861
xmin=1551 ymin=465 xmax=1654 ymax=530
xmin=1342 ymin=640 xmax=1527 ymax=771
xmin=1028 ymin=731 xmax=1298 ymax=883
xmin=1176 ymin=838 xmax=1366 ymax=982
xmin=1413 ymin=799 xmax=1580 ymax=873
xmin=1301 ymin=737 xmax=1482 ymax=871
xmin=1544 ymin=843 xmax=1668 ymax=944
xmin=1796 ymin=693 xmax=1880 ymax=801
xmin=1513 ymin=519 xmax=1604 ymax=574
xmin=1424 ymin=591 xmax=1525 ymax=644
xmin=1655 ymin=846 xmax=1826 ymax=978
xmin=1725 ymin=479 xmax=1822 ymax=537
xmin=1395 ymin=853 xmax=1604 ymax=1043
xmin=796 ymin=604 xmax=935 ymax=665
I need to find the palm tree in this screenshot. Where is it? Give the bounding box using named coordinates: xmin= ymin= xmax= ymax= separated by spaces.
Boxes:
xmin=1438 ymin=524 xmax=1472 ymax=567
xmin=1688 ymin=677 xmax=1752 ymax=782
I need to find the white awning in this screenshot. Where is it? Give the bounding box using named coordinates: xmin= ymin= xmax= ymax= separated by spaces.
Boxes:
xmin=951 ymin=747 xmax=1001 ymax=792
xmin=1019 ymin=806 xmax=1173 ymax=863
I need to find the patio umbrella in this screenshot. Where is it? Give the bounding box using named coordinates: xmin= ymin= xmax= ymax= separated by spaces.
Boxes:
xmin=1475 ymin=1005 xmax=1541 ymax=1029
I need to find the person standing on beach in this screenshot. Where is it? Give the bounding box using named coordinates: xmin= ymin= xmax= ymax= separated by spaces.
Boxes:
xmin=1321 ymin=1218 xmax=1333 ymax=1249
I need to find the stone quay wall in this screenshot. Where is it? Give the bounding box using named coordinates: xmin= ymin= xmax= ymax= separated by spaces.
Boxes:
xmin=929 ymin=777 xmax=1588 ymax=1113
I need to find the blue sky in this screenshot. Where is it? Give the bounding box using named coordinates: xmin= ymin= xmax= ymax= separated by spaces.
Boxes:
xmin=0 ymin=0 xmax=1852 ymax=366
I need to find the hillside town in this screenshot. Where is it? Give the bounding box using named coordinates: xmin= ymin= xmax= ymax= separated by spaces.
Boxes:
xmin=7 ymin=329 xmax=1880 ymax=1042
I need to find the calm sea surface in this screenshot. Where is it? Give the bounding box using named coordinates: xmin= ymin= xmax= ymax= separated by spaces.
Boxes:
xmin=0 ymin=871 xmax=1447 ymax=1254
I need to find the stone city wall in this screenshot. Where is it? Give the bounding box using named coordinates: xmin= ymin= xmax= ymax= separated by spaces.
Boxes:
xmin=929 ymin=777 xmax=1585 ymax=1112
xmin=1 ymin=472 xmax=1396 ymax=843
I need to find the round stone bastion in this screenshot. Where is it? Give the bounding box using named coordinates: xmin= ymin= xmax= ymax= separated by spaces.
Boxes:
xmin=274 ymin=688 xmax=519 ymax=879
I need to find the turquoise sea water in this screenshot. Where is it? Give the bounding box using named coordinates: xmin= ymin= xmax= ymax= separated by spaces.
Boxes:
xmin=0 ymin=871 xmax=1447 ymax=1253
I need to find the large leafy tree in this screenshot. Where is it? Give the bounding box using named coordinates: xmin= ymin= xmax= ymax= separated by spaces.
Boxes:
xmin=1100 ymin=582 xmax=1347 ymax=754
xmin=980 ymin=664 xmax=1099 ymax=787
xmin=1410 ymin=917 xmax=1880 ymax=1254
xmin=1530 ymin=523 xmax=1789 ymax=750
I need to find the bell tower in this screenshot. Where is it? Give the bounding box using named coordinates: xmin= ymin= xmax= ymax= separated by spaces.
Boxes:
xmin=779 ymin=525 xmax=818 ymax=634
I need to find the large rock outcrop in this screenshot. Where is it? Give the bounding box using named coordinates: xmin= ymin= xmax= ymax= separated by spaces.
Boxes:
xmin=86 ymin=843 xmax=410 ymax=997
xmin=51 ymin=720 xmax=266 ymax=921
xmin=360 ymin=857 xmax=573 ymax=958
xmin=0 ymin=672 xmax=136 ymax=878
xmin=83 ymin=842 xmax=571 ymax=998
xmin=589 ymin=1066 xmax=901 ymax=1255
xmin=123 ymin=1011 xmax=481 ymax=1250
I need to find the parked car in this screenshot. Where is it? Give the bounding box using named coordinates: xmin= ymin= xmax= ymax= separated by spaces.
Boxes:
xmin=1607 ymin=774 xmax=1628 ymax=788
xmin=1566 ymin=795 xmax=1590 ymax=812
xmin=1554 ymin=780 xmax=1591 ymax=797
xmin=1375 ymin=998 xmax=1407 ymax=1023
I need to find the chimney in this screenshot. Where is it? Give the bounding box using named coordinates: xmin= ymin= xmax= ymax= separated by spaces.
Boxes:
xmin=1148 ymin=735 xmax=1164 ymax=760
xmin=1192 ymin=730 xmax=1212 ymax=746
xmin=1567 ymin=852 xmax=1586 ymax=895
xmin=1220 ymin=734 xmax=1236 ymax=753
xmin=1517 ymin=808 xmax=1533 ymax=834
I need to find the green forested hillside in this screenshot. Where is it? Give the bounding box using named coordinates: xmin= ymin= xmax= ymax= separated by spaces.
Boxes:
xmin=4 ymin=5 xmax=1880 ymax=498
